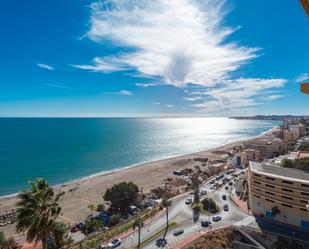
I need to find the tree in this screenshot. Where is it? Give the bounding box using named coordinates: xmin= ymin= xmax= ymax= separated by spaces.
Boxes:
xmin=161 ymin=196 xmax=172 ymax=241
xmin=272 ymin=206 xmax=280 ymax=217
xmin=16 ymin=179 xmax=65 ymax=249
xmin=87 ymin=204 xmax=97 ymax=216
xmin=133 ymin=215 xmax=144 ymax=249
xmin=0 ymin=231 xmax=16 ymax=249
xmin=48 ymin=221 xmax=72 ymax=249
xmin=82 ymin=219 xmax=102 ymax=235
xmin=281 ymin=159 xmax=293 ymax=168
xmin=103 ymin=182 xmax=139 ymax=212
xmin=108 ymin=214 xmax=121 ymax=227
xmin=202 ymin=198 xmax=219 ymax=214
xmin=96 ymin=203 xmax=105 ymax=212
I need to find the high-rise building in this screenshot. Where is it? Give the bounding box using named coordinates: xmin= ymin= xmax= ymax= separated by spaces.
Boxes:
xmin=248 ymin=161 xmax=309 ymax=230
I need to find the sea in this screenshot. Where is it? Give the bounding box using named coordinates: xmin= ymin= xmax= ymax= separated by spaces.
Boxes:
xmin=0 ymin=117 xmax=281 ymax=197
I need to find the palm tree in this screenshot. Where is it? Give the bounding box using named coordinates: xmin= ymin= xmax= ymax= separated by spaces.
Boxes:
xmin=133 ymin=215 xmax=144 ymax=248
xmin=16 ymin=178 xmax=65 ymax=249
xmin=87 ymin=204 xmax=97 ymax=217
xmin=0 ymin=231 xmax=16 ymax=249
xmin=161 ymin=196 xmax=172 ymax=242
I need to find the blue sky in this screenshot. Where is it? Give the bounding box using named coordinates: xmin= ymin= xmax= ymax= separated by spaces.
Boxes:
xmin=0 ymin=0 xmax=308 ymax=117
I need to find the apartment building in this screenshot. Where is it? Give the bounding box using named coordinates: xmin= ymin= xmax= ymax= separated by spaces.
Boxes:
xmin=248 ymin=161 xmax=309 ymax=230
xmin=244 ymin=138 xmax=284 ymax=159
xmin=240 ymin=149 xmax=260 ymax=166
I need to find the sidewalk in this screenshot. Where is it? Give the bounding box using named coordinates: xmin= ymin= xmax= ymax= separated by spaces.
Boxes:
xmin=230 ymin=194 xmax=252 ymax=215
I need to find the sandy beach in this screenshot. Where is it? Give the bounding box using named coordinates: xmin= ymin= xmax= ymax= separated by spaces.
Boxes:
xmin=0 ymin=137 xmax=252 ymax=238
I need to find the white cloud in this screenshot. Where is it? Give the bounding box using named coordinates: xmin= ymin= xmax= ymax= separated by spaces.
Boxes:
xmin=77 ymin=0 xmax=257 ymax=87
xmin=183 ymin=96 xmax=203 ymax=101
xmin=135 ymin=83 xmax=157 ymax=88
xmin=165 ymin=104 xmax=175 ymax=108
xmin=103 ymin=90 xmax=133 ymax=96
xmin=262 ymin=94 xmax=284 ymax=101
xmin=295 ymin=73 xmax=309 ymax=83
xmin=37 ymin=63 xmax=54 ymax=71
xmin=74 ymin=0 xmax=288 ymax=114
xmin=191 ymin=78 xmax=287 ymax=112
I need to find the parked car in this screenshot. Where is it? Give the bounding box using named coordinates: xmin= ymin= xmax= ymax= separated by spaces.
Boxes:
xmin=70 ymin=226 xmax=79 ymax=233
xmin=173 ymin=229 xmax=184 ymax=236
xmin=108 ymin=239 xmax=121 ymax=248
xmin=229 ymin=182 xmax=233 ymax=186
xmin=98 ymin=245 xmax=107 ymax=249
xmin=222 ymin=194 xmax=226 ymax=200
xmin=210 ymin=186 xmax=215 ymax=190
xmin=225 ymin=185 xmax=229 ymax=190
xmin=212 ymin=215 xmax=221 ymax=222
xmin=185 ymin=198 xmax=192 ymax=205
xmin=223 ymin=204 xmax=229 ymax=211
xmin=200 ymin=189 xmax=207 ymax=195
xmin=210 ymin=179 xmax=215 ymax=184
xmin=201 ymin=220 xmax=211 ymax=227
xmin=156 ymin=238 xmax=167 ymax=247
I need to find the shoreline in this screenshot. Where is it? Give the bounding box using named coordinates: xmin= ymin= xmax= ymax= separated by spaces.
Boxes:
xmin=0 ymin=126 xmax=277 ymax=237
xmin=0 ymin=125 xmax=277 ymax=201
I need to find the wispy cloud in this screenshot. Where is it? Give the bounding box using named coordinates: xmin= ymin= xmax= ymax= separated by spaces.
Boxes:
xmin=295 ymin=73 xmax=309 ymax=83
xmin=103 ymin=90 xmax=133 ymax=96
xmin=135 ymin=83 xmax=157 ymax=88
xmin=165 ymin=104 xmax=175 ymax=108
xmin=75 ymin=0 xmax=287 ymax=114
xmin=183 ymin=96 xmax=203 ymax=102
xmin=152 ymin=102 xmax=161 ymax=105
xmin=191 ymin=78 xmax=287 ymax=112
xmin=37 ymin=63 xmax=54 ymax=71
xmin=77 ymin=0 xmax=257 ymax=88
xmin=45 ymin=83 xmax=77 ymax=90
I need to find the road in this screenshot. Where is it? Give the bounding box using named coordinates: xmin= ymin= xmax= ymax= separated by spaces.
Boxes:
xmin=115 ymin=169 xmax=250 ymax=249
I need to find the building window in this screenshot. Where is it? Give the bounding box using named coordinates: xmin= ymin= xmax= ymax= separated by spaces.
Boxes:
xmin=301 ymin=200 xmax=308 ymax=203
xmin=282 ymin=180 xmax=293 ymax=185
xmin=254 ymin=194 xmax=261 ymax=198
xmin=301 ymin=208 xmax=308 ymax=212
xmin=265 ymin=198 xmax=275 ymax=203
xmin=254 ymin=181 xmax=261 ymax=185
xmin=265 ymin=176 xmax=275 ymax=181
xmin=281 ymin=188 xmax=293 ymax=192
xmin=265 ymin=184 xmax=275 ymax=189
xmin=254 ymin=173 xmax=261 ymax=177
xmin=265 ymin=191 xmax=275 ymax=195
xmin=301 ymin=184 xmax=309 ymax=188
xmin=282 ymin=195 xmax=293 ymax=200
xmin=301 ymin=192 xmax=309 ymax=196
xmin=282 ymin=203 xmax=293 ymax=208
xmin=255 ymin=188 xmax=261 ymax=192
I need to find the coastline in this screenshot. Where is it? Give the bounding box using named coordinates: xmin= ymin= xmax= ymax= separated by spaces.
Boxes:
xmin=0 ymin=126 xmax=276 ymax=237
xmin=0 ymin=125 xmax=277 ymax=201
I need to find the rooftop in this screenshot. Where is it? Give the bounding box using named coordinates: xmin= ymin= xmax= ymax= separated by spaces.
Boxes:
xmin=250 ymin=161 xmax=309 ymax=182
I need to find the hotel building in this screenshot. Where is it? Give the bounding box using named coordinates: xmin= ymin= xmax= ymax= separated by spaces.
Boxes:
xmin=248 ymin=161 xmax=309 ymax=230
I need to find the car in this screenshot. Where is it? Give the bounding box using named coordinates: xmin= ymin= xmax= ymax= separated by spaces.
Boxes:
xmin=210 ymin=179 xmax=215 ymax=184
xmin=223 ymin=204 xmax=229 ymax=211
xmin=222 ymin=194 xmax=226 ymax=200
xmin=229 ymin=182 xmax=233 ymax=186
xmin=210 ymin=186 xmax=215 ymax=190
xmin=212 ymin=215 xmax=222 ymax=222
xmin=200 ymin=189 xmax=207 ymax=195
xmin=173 ymin=229 xmax=184 ymax=236
xmin=98 ymin=245 xmax=107 ymax=249
xmin=185 ymin=198 xmax=193 ymax=205
xmin=225 ymin=185 xmax=229 ymax=190
xmin=156 ymin=238 xmax=167 ymax=247
xmin=108 ymin=239 xmax=121 ymax=248
xmin=70 ymin=226 xmax=79 ymax=233
xmin=201 ymin=220 xmax=211 ymax=227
